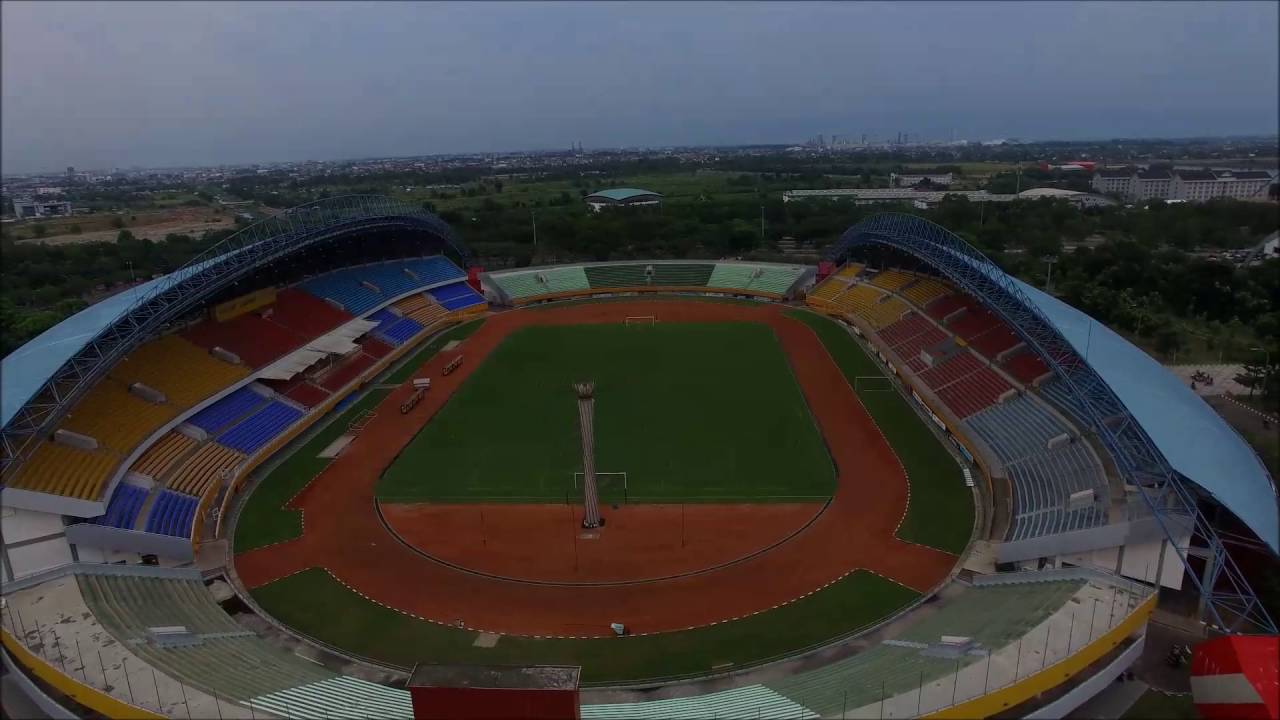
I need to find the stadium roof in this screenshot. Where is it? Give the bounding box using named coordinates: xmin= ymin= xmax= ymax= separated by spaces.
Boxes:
xmin=1014 ymin=279 xmax=1278 ymax=551
xmin=584 ymin=188 xmax=663 ymax=202
xmin=1 ymin=195 xmax=467 ymax=443
xmin=1 ymin=261 xmax=220 ymax=427
xmin=833 ymin=213 xmax=1279 ymax=553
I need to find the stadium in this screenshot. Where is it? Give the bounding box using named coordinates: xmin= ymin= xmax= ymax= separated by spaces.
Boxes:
xmin=0 ymin=196 xmax=1275 ymax=719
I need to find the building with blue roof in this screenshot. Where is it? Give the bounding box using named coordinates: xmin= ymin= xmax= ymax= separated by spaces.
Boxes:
xmin=584 ymin=187 xmax=663 ymax=212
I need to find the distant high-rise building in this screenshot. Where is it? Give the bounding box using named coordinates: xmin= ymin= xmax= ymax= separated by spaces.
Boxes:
xmin=66 ymin=166 xmax=75 ymax=177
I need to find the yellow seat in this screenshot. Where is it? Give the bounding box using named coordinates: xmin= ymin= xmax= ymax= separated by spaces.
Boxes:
xmin=168 ymin=443 xmax=245 ymax=496
xmin=7 ymin=442 xmax=120 ymax=500
xmin=60 ymin=381 xmax=180 ymax=453
xmin=394 ymin=294 xmax=449 ymax=326
xmin=902 ymin=277 xmax=951 ymax=307
xmin=110 ymin=335 xmax=248 ymax=408
xmin=131 ymin=432 xmax=196 ymax=480
xmin=834 ymin=263 xmax=864 ymax=280
xmin=869 ymin=270 xmax=913 ymax=292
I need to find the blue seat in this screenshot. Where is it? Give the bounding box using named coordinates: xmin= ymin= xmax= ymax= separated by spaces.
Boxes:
xmin=300 ymin=257 xmax=467 ymax=316
xmin=428 ymin=282 xmax=484 ymax=311
xmin=187 ymin=387 xmax=267 ymax=435
xmin=216 ymin=401 xmax=304 ymax=455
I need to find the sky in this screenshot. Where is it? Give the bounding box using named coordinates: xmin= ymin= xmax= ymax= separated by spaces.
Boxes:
xmin=2 ymin=1 xmax=1277 ymax=174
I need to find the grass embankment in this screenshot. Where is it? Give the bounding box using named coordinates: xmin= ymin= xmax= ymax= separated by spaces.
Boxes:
xmin=251 ymin=567 xmax=918 ymax=684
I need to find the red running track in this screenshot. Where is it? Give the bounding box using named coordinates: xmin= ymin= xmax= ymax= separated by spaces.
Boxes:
xmin=235 ymin=301 xmax=958 ymax=637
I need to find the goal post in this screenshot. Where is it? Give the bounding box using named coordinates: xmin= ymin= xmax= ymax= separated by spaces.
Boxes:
xmin=854 ymin=375 xmax=894 ymax=392
xmin=571 ymin=471 xmax=629 ymax=504
xmin=624 ymin=316 xmax=656 ymax=327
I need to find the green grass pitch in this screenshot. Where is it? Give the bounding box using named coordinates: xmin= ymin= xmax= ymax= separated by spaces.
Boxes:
xmin=377 ymin=322 xmax=836 ymax=503
xmin=251 ymin=567 xmax=919 ymax=684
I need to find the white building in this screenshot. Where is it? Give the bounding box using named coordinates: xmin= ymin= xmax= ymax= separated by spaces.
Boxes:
xmin=1172 ymin=169 xmax=1274 ymax=202
xmin=891 ymin=171 xmax=953 ymax=187
xmin=782 ymin=188 xmax=1017 ymax=207
xmin=1093 ymin=166 xmax=1275 ymax=203
xmin=11 ymin=197 xmax=73 ymax=218
xmin=1091 ymin=168 xmax=1135 ymax=197
xmin=1017 ymin=188 xmax=1116 ymax=208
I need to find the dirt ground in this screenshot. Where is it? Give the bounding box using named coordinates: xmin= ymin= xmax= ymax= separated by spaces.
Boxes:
xmin=15 ymin=207 xmax=231 ymax=246
xmin=380 ymin=502 xmax=826 ymax=584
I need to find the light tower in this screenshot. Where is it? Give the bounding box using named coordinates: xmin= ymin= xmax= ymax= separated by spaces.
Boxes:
xmin=574 ymin=382 xmax=604 ymax=528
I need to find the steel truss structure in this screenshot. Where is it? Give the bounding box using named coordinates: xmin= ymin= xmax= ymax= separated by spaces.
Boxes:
xmin=1 ymin=195 xmax=470 ymax=475
xmin=827 ymin=213 xmax=1275 ymax=634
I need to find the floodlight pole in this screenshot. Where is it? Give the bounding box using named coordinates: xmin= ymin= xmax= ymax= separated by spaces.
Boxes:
xmin=575 ymin=382 xmax=603 ymax=529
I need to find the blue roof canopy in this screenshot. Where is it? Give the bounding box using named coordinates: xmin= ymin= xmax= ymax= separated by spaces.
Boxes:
xmin=1 ymin=257 xmax=220 ymax=427
xmin=585 ymin=188 xmax=663 ymax=202
xmin=1014 ymin=279 xmax=1278 ymax=550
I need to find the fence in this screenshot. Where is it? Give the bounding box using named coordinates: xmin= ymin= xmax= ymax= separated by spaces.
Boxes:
xmin=580 ymin=574 xmax=1157 ymax=718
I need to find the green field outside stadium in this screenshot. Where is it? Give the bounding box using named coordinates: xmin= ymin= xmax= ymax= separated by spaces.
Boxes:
xmin=377 ymin=322 xmax=836 ymax=503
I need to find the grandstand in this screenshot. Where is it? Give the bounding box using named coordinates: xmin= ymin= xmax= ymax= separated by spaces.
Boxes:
xmin=168 ymin=443 xmax=244 ymax=496
xmin=807 ymin=259 xmax=1157 ymax=548
xmin=109 ymin=335 xmax=248 ymax=408
xmin=868 ymin=269 xmax=914 ymax=292
xmin=217 ymin=401 xmax=305 ymax=456
xmin=76 ymin=572 xmax=410 ymax=716
xmin=93 ymin=483 xmax=148 ymax=530
xmin=132 ymin=432 xmax=197 ymax=479
xmin=299 ymin=257 xmax=465 ymax=316
xmin=145 ymin=490 xmax=199 ymax=537
xmin=491 ymin=266 xmax=592 ymax=300
xmin=582 ymin=574 xmax=1150 ymax=719
xmin=391 ymin=292 xmax=450 ymax=326
xmin=899 ymin=276 xmax=951 ymax=307
xmin=427 ymin=281 xmax=486 ymax=311
xmin=1 ymin=201 xmax=1272 ymax=720
xmin=4 ymin=441 xmax=120 ymax=500
xmin=187 ymin=386 xmax=270 ymax=435
xmin=487 ymin=261 xmax=807 ymax=305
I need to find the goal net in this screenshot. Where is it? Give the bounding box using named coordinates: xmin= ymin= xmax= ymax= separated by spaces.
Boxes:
xmin=571 ymin=471 xmax=629 ymax=504
xmin=854 ymin=376 xmax=894 ymax=392
xmin=624 ymin=316 xmax=656 ymax=327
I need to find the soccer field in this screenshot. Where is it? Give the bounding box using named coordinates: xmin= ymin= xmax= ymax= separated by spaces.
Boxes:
xmin=377 ymin=322 xmax=836 ymax=502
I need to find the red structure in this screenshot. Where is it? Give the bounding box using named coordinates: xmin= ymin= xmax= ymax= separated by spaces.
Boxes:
xmin=407 ymin=664 xmax=581 ymax=720
xmin=467 ymin=265 xmax=485 ymax=294
xmin=1192 ymin=635 xmax=1279 ymax=720
xmin=816 ymin=260 xmax=836 ymax=283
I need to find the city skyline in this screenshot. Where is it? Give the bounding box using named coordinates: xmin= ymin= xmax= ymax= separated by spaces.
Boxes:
xmin=3 ymin=1 xmax=1278 ymax=174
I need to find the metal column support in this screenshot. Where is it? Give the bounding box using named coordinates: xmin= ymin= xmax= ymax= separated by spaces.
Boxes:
xmin=825 ymin=213 xmax=1275 ymax=634
xmin=1 ymin=195 xmax=471 ymax=474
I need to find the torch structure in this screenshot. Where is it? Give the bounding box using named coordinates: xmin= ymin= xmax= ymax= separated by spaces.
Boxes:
xmin=574 ymin=382 xmax=604 ymax=529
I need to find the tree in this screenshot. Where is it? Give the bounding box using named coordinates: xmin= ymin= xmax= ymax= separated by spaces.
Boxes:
xmin=31 ymin=224 xmax=47 ymax=238
xmin=1153 ymin=323 xmax=1183 ymax=358
xmin=1235 ymin=361 xmax=1279 ymax=406
xmin=110 ymin=216 xmax=125 ymax=229
xmin=70 ymin=224 xmax=83 ymax=234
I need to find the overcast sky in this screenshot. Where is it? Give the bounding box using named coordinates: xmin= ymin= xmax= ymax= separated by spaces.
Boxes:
xmin=3 ymin=1 xmax=1277 ymax=174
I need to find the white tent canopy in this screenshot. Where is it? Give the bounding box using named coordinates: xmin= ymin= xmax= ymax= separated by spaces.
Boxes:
xmin=257 ymin=319 xmax=378 ymax=381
